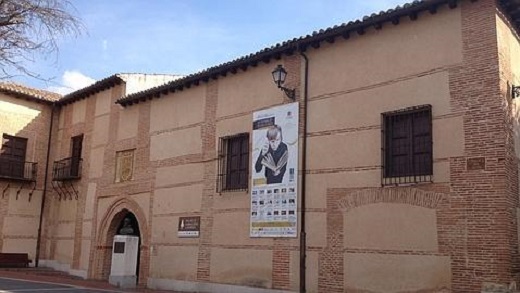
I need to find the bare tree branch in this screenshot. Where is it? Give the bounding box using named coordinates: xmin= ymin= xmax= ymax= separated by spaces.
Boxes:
xmin=0 ymin=0 xmax=83 ymax=80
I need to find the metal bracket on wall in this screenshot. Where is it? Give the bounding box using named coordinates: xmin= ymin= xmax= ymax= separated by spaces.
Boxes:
xmin=51 ymin=181 xmax=63 ymax=200
xmin=51 ymin=181 xmax=79 ymax=201
xmin=63 ymin=182 xmax=73 ymax=201
xmin=16 ymin=183 xmax=26 ymax=200
xmin=59 ymin=183 xmax=69 ymax=200
xmin=2 ymin=183 xmax=9 ymax=198
xmin=28 ymin=181 xmax=36 ymax=202
xmin=67 ymin=182 xmax=79 ymax=200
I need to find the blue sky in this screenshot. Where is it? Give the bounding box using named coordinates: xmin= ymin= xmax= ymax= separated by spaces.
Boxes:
xmin=13 ymin=0 xmax=407 ymax=94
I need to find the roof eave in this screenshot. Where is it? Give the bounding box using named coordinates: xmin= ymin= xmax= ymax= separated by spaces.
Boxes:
xmin=57 ymin=74 xmax=125 ymax=106
xmin=0 ymin=89 xmax=56 ymax=105
xmin=116 ymin=0 xmax=464 ymax=107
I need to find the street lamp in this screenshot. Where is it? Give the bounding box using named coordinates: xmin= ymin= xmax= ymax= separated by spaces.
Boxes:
xmin=272 ymin=65 xmax=295 ymax=100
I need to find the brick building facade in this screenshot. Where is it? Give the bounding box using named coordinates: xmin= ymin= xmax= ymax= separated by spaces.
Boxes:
xmin=1 ymin=0 xmax=520 ymax=292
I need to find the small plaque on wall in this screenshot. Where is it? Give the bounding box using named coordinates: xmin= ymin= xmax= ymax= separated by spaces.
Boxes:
xmin=467 ymin=157 xmax=485 ymax=171
xmin=113 ymin=241 xmax=125 ymax=254
xmin=178 ymin=217 xmax=200 ymax=238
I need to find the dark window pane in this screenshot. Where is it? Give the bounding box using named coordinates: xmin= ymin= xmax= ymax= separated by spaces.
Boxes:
xmin=70 ymin=135 xmax=83 ymax=177
xmin=383 ymin=106 xmax=432 ymax=182
xmin=2 ymin=135 xmax=27 ymax=161
xmin=0 ymin=135 xmax=28 ymax=179
xmin=219 ymin=133 xmax=249 ymax=191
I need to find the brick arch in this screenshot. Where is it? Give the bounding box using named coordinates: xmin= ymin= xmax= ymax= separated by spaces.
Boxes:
xmin=336 ymin=187 xmax=446 ymax=212
xmin=91 ymin=198 xmax=149 ymax=286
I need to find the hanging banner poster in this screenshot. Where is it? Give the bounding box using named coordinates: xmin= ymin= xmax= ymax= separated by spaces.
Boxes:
xmin=250 ymin=102 xmax=298 ymax=238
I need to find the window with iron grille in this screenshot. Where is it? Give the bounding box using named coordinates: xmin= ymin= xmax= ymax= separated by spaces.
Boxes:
xmin=382 ymin=105 xmax=432 ymax=185
xmin=217 ymin=133 xmax=249 ymax=192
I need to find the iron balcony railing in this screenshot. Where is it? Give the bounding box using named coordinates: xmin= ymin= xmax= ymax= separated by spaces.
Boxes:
xmin=0 ymin=158 xmax=37 ymax=181
xmin=52 ymin=157 xmax=82 ymax=181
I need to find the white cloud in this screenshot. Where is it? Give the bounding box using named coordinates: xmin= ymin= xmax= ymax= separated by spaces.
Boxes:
xmin=102 ymin=40 xmax=108 ymax=51
xmin=47 ymin=70 xmax=96 ymax=95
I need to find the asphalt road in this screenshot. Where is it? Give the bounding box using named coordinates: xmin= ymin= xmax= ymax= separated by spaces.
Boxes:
xmin=0 ymin=277 xmax=124 ymax=293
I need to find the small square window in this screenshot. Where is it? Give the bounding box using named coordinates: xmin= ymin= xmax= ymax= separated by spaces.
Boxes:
xmin=217 ymin=133 xmax=249 ymax=192
xmin=115 ymin=149 xmax=135 ymax=183
xmin=382 ymin=105 xmax=432 ymax=185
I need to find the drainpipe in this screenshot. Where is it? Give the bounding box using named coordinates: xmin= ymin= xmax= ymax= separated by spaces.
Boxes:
xmin=298 ymin=49 xmax=309 ymax=293
xmin=35 ymin=103 xmax=55 ymax=267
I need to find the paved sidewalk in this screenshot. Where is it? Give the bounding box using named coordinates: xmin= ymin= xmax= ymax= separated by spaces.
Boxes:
xmin=0 ymin=268 xmax=187 ymax=293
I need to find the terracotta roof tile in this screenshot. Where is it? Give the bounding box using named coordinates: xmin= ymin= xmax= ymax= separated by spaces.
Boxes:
xmin=57 ymin=74 xmax=124 ymax=105
xmin=57 ymin=73 xmax=182 ymax=105
xmin=0 ymin=82 xmax=61 ymax=103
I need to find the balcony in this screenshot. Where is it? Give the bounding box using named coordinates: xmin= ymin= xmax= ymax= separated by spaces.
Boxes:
xmin=0 ymin=158 xmax=37 ymax=181
xmin=53 ymin=157 xmax=82 ymax=181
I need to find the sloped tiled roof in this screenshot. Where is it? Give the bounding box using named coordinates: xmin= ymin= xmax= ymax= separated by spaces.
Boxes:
xmin=5 ymin=0 xmax=520 ymax=107
xmin=57 ymin=74 xmax=124 ymax=105
xmin=0 ymin=82 xmax=61 ymax=104
xmin=116 ymin=0 xmax=520 ymax=107
xmin=57 ymin=73 xmax=183 ymax=106
xmin=116 ymin=0 xmax=471 ymax=107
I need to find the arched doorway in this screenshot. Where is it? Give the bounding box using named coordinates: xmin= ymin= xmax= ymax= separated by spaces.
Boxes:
xmin=93 ymin=199 xmax=149 ymax=287
xmin=112 ymin=210 xmax=141 ymax=286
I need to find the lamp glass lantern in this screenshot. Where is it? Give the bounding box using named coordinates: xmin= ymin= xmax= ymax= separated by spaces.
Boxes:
xmin=272 ymin=65 xmax=287 ymax=88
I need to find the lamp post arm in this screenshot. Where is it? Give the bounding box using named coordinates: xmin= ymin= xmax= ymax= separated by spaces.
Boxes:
xmin=279 ymin=85 xmax=295 ymax=100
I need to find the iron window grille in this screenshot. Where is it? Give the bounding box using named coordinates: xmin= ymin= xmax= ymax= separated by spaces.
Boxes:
xmin=52 ymin=157 xmax=83 ymax=181
xmin=381 ymin=105 xmax=433 ymax=185
xmin=0 ymin=158 xmax=37 ymax=181
xmin=217 ymin=133 xmax=249 ymax=192
xmin=52 ymin=134 xmax=83 ymax=181
xmin=0 ymin=134 xmax=35 ymax=181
